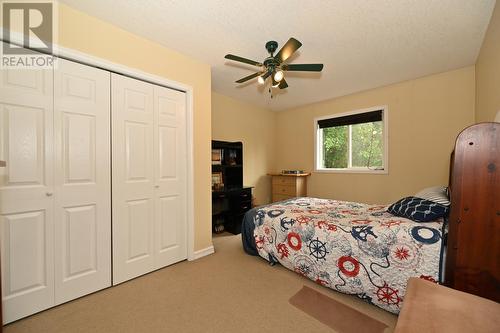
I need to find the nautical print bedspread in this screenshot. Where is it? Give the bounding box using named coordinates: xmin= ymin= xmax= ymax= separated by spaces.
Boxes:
xmin=243 ymin=197 xmax=444 ymax=314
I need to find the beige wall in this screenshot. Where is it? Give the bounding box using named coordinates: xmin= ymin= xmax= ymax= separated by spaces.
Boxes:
xmin=4 ymin=3 xmax=491 ymax=247
xmin=212 ymin=92 xmax=275 ymax=205
xmin=476 ymin=2 xmax=500 ymax=122
xmin=274 ymin=67 xmax=475 ymax=204
xmin=56 ymin=5 xmax=212 ymax=251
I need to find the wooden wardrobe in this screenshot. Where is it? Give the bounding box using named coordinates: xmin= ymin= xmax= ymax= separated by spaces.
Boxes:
xmin=445 ymin=122 xmax=499 ymax=302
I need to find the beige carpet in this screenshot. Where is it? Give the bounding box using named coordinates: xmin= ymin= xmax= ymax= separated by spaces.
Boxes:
xmin=4 ymin=234 xmax=397 ymax=333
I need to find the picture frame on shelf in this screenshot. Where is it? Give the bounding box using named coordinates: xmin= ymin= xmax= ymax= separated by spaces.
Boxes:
xmin=212 ymin=171 xmax=223 ymax=191
xmin=211 ymin=149 xmax=223 ymax=165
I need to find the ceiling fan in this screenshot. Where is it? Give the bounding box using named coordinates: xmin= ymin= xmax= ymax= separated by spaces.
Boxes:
xmin=224 ymin=37 xmax=324 ymax=90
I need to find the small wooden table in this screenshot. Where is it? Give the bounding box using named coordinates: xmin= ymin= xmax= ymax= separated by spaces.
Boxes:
xmin=268 ymin=173 xmax=310 ymax=202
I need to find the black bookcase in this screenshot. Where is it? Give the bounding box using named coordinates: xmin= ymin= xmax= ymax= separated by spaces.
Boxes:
xmin=212 ymin=140 xmax=252 ymax=234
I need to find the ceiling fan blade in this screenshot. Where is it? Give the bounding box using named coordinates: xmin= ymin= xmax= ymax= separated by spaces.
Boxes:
xmin=278 ymin=78 xmax=288 ymax=89
xmin=225 ymin=54 xmax=262 ymax=67
xmin=275 ymin=38 xmax=302 ymax=63
xmin=235 ymin=72 xmax=262 ymax=83
xmin=282 ymin=64 xmax=324 ymax=72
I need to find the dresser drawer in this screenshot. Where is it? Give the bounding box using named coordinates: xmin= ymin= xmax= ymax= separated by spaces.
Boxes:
xmin=273 ymin=184 xmax=297 ymax=196
xmin=237 ymin=190 xmax=252 ymax=200
xmin=228 ymin=188 xmax=252 ymax=214
xmin=272 ymin=176 xmax=296 ymax=186
xmin=238 ymin=201 xmax=252 ymax=212
xmin=272 ymin=194 xmax=295 ymax=202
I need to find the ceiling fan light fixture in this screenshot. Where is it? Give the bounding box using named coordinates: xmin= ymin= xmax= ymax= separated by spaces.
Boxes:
xmin=258 ymin=69 xmax=273 ymax=85
xmin=225 ymin=38 xmax=324 ymax=93
xmin=273 ymin=70 xmax=284 ymax=82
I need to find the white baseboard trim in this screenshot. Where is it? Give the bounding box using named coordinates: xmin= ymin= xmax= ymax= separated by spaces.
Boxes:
xmin=189 ymin=245 xmax=215 ymax=261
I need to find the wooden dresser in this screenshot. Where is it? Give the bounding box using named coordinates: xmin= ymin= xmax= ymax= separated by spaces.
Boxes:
xmin=268 ymin=173 xmax=310 ymax=202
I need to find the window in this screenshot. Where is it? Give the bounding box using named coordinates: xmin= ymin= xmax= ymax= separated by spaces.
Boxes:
xmin=315 ymin=106 xmax=388 ymax=173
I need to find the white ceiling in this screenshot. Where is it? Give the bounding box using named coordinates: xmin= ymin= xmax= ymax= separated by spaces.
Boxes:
xmin=60 ymin=0 xmax=496 ymax=111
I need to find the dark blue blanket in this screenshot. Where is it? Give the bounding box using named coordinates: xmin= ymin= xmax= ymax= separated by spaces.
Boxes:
xmin=241 ymin=207 xmax=259 ymax=256
xmin=241 ymin=199 xmax=297 ymax=256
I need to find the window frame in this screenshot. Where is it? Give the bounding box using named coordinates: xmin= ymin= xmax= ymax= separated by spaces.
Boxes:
xmin=314 ymin=105 xmax=389 ymax=174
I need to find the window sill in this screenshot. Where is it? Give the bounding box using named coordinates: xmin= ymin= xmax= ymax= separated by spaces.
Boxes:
xmin=314 ymin=168 xmax=388 ymax=175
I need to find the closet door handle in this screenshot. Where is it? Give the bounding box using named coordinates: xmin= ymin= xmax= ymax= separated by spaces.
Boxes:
xmin=154 ymin=185 xmax=160 ymax=188
xmin=46 ymin=192 xmax=53 ymax=197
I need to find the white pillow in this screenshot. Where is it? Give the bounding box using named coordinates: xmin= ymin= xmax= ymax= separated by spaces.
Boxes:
xmin=415 ymin=186 xmax=450 ymax=206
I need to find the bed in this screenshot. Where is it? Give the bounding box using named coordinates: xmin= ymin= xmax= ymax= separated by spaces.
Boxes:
xmin=242 ymin=197 xmax=445 ymax=314
xmin=241 ymin=123 xmax=499 ymax=315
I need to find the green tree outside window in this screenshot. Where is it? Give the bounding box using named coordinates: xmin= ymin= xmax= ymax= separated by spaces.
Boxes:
xmin=321 ymin=121 xmax=383 ymax=169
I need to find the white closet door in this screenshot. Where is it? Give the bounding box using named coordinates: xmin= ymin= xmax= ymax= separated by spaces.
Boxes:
xmin=154 ymin=86 xmax=187 ymax=267
xmin=53 ymin=58 xmax=111 ymax=304
xmin=112 ymin=74 xmax=155 ymax=284
xmin=0 ymin=60 xmax=55 ymax=323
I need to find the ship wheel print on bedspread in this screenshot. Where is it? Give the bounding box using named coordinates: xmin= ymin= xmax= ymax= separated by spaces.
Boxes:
xmin=296 ymin=215 xmax=314 ymax=226
xmin=375 ymin=282 xmax=402 ymax=307
xmin=308 ymin=237 xmax=329 ymax=261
